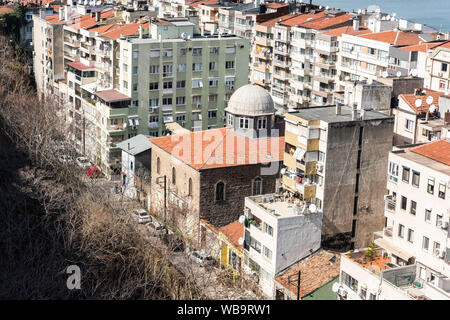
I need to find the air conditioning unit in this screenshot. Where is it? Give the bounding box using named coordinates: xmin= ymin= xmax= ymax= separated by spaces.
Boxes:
xmin=438 ymin=72 xmax=444 ymax=77
xmin=435 ymin=249 xmax=441 ymax=257
xmin=439 ymin=249 xmax=446 ymax=259
xmin=315 ymin=163 xmax=324 ymax=172
xmin=384 ymin=194 xmax=393 ymax=201
xmin=442 ymin=221 xmax=449 ymax=230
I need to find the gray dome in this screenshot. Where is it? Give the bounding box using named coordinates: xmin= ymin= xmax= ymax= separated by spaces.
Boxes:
xmin=225 ymin=84 xmax=275 ymax=117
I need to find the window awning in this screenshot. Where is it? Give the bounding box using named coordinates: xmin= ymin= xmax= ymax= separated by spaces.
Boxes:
xmin=374 ymin=238 xmax=414 ymax=261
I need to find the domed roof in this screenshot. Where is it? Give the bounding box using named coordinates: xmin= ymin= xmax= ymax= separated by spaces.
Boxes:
xmin=225 ymin=84 xmax=275 ymax=117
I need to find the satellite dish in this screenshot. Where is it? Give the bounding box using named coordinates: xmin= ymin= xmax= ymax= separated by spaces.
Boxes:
xmin=392 ymin=12 xmax=396 ymax=17
xmin=382 ymin=71 xmax=388 ymax=78
xmin=386 ymin=15 xmax=391 ymax=20
xmin=281 ymin=168 xmax=286 ymax=175
xmin=445 ymin=90 xmax=450 ymax=96
xmin=239 ymin=215 xmax=245 ymax=224
xmin=238 ymin=237 xmax=244 ymax=246
xmin=325 ymin=6 xmax=329 ymax=10
xmin=332 ymin=282 xmax=340 ymax=293
xmin=429 ymin=105 xmax=436 ymax=113
xmin=426 ymin=96 xmax=434 ymax=105
xmin=357 ymin=9 xmax=362 ymax=14
xmin=415 ymin=99 xmax=422 ymax=108
xmin=396 ymin=71 xmax=402 ymax=77
xmin=411 ymin=69 xmax=418 ymax=77
xmin=309 ymin=204 xmax=317 ymax=213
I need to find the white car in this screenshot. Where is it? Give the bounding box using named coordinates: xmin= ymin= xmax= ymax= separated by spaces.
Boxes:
xmin=76 ymin=156 xmax=92 ymax=169
xmin=188 ymin=250 xmax=214 ymax=266
xmin=134 ymin=209 xmax=151 ymax=224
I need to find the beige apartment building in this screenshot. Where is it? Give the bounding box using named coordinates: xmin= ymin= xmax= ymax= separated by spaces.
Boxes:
xmin=429 ymin=42 xmax=450 ymax=93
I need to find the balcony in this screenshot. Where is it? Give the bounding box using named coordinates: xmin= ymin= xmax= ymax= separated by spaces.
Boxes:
xmin=383 ymin=226 xmax=393 ymax=238
xmin=107 ymin=123 xmax=126 ymax=132
xmin=385 ymin=195 xmax=396 ymax=212
xmin=148 ymin=122 xmax=159 ymax=129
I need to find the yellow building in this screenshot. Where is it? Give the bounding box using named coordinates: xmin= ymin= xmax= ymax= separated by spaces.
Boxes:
xmin=218 ymin=220 xmax=244 ymax=277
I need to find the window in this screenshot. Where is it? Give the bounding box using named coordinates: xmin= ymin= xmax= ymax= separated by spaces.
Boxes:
xmin=359 ymin=287 xmax=367 ymax=300
xmin=388 ymin=161 xmax=399 ymax=182
xmin=163 ymin=48 xmax=173 ymax=57
xmin=123 ymin=80 xmax=128 ymax=89
xmin=341 ymin=271 xmax=358 ymax=292
xmin=427 ymin=178 xmax=435 ymax=194
xmin=398 ymin=224 xmax=405 ymax=238
xmin=188 ymin=178 xmax=192 ymax=196
xmin=369 ymin=47 xmax=376 ymax=55
xmin=436 ymin=214 xmax=443 ymax=227
xmin=123 ymin=63 xmax=128 ymax=72
xmin=176 ymin=114 xmax=185 ymax=122
xmin=192 ymin=95 xmax=202 ymax=105
xmin=150 ymin=49 xmax=160 ymax=58
xmin=369 ymin=293 xmax=376 ymax=300
xmin=407 ymin=229 xmax=414 ymax=243
xmin=192 ymin=63 xmax=202 ymax=71
xmin=149 ymin=65 xmax=159 ymax=74
xmin=176 ymin=96 xmax=185 ymax=105
xmin=402 ymin=167 xmax=410 ymax=183
xmin=177 ymin=64 xmax=186 ymax=72
xmin=264 ymin=223 xmax=273 ymax=236
xmin=239 ymin=117 xmax=249 ymax=129
xmin=130 ymin=160 xmax=134 ymax=170
xmin=192 ymin=79 xmax=203 ymax=88
xmin=227 ymin=114 xmax=234 ymax=126
xmin=192 ymin=47 xmax=202 ymax=55
xmin=257 ymin=118 xmax=267 ymax=129
xmin=132 ymin=66 xmax=138 ymax=75
xmin=423 ymin=236 xmax=429 ymax=251
xmin=163 ymin=81 xmax=173 ymax=89
xmin=208 ymin=94 xmax=218 ymax=103
xmin=176 ymin=80 xmax=186 ymax=89
xmin=410 ymin=200 xmax=416 ymax=215
xmin=442 ymin=63 xmax=448 ymax=72
xmin=209 ymin=78 xmax=219 ymax=87
xmin=225 ymin=61 xmax=235 ymax=69
xmin=163 ymin=64 xmax=173 ymax=77
xmin=132 ymin=50 xmax=139 ymax=59
xmin=156 ymin=157 xmax=160 ymax=174
xmin=172 ymin=167 xmax=176 ymax=184
xmin=226 ymin=45 xmax=235 ymax=54
xmin=208 ymin=110 xmax=217 ymax=119
xmin=132 ymin=100 xmax=139 ymax=107
xmin=210 ymin=46 xmax=219 ymax=54
xmin=412 ymin=171 xmax=420 ymax=187
xmin=149 ymin=98 xmax=159 ymax=108
xmin=401 ymin=196 xmax=407 ymax=210
xmin=433 ymin=242 xmax=441 ymax=255
xmin=225 ymin=77 xmax=235 ymax=87
xmin=253 ymin=177 xmax=262 ymax=195
xmin=215 ymin=181 xmax=225 ymax=201
xmin=180 ymin=48 xmax=186 ymax=56
xmin=209 ymin=62 xmax=215 ymax=70
xmin=262 ymin=246 xmax=272 ymax=260
xmin=438 ymin=183 xmax=446 ymax=199
xmin=149 ymin=115 xmax=159 ymax=123
xmin=133 ymin=83 xmax=138 ymax=91
xmin=405 ymin=119 xmax=414 ymax=132
xmin=149 ymin=82 xmax=159 ymax=90
xmin=162 ymin=97 xmax=172 ymax=106
xmin=425 ymin=209 xmax=432 ymax=223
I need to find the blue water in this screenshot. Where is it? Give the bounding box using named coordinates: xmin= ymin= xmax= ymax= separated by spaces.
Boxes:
xmin=316 ymin=0 xmax=450 ymax=32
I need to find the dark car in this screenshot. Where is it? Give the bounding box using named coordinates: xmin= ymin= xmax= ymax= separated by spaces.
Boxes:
xmin=162 ymin=233 xmax=185 ymax=252
xmin=86 ymin=166 xmax=101 ymax=178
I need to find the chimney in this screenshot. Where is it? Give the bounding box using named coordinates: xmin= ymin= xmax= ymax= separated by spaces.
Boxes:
xmin=336 ymin=102 xmax=342 ymax=115
xmin=96 ymin=11 xmax=100 ymax=22
xmin=426 ymin=112 xmax=429 ymax=121
xmin=361 ymin=108 xmax=366 ymax=120
xmin=353 ymin=17 xmax=360 ymax=31
xmin=59 ymin=7 xmax=64 ymax=21
xmin=91 ymin=12 xmax=95 ymax=18
xmin=138 ymin=24 xmax=143 ymax=39
xmin=65 ymin=5 xmax=71 ymax=21
xmin=445 ymin=112 xmax=450 ymax=125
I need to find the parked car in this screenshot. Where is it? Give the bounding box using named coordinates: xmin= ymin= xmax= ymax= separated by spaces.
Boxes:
xmin=58 ymin=154 xmax=73 ymax=165
xmin=148 ymin=221 xmax=166 ymax=236
xmin=76 ymin=156 xmax=92 ymax=169
xmin=188 ymin=250 xmax=214 ymax=266
xmin=133 ymin=209 xmax=151 ymax=224
xmin=86 ymin=166 xmax=101 ymax=178
xmin=162 ymin=233 xmax=185 ymax=252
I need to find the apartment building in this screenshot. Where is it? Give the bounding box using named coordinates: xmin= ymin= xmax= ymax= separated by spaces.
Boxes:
xmin=393 ymin=89 xmax=448 ymax=145
xmin=337 ymin=140 xmax=450 ymax=300
xmin=243 ymin=193 xmax=322 ymax=298
xmin=282 ymin=105 xmax=394 ymax=249
xmin=117 ymin=19 xmax=249 ymax=137
xmin=429 ymin=42 xmax=450 ymax=93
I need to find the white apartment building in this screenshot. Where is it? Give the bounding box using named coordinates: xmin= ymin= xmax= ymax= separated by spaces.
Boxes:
xmin=337 ymin=140 xmax=450 ymax=300
xmin=429 ymin=43 xmax=450 ymax=93
xmin=243 ymin=193 xmax=322 ymax=298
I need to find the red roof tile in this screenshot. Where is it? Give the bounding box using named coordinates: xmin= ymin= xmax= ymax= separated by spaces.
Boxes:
xmin=150 ymin=127 xmax=284 ymax=170
xmin=259 ymin=14 xmax=293 ymax=27
xmin=275 ymin=250 xmax=340 ymax=298
xmin=102 ymin=22 xmax=150 ymax=40
xmin=95 ymin=89 xmax=131 ymax=102
xmin=410 ymin=140 xmax=450 ymax=166
xmin=0 ymin=6 xmax=14 ymax=15
xmin=66 ymin=61 xmax=94 ymax=71
xmin=358 ymin=30 xmax=438 ymax=46
xmin=219 ymin=220 xmax=244 ymax=249
xmin=278 ymin=11 xmax=326 ymax=27
xmin=399 ymin=89 xmax=445 ymax=113
xmin=299 ymin=13 xmax=351 ymax=30
xmin=324 ymin=25 xmax=371 ymax=37
xmin=399 ymin=41 xmax=448 ymax=52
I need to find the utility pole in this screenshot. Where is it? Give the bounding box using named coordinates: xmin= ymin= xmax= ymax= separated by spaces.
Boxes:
xmin=288 ymin=270 xmax=301 ymax=300
xmin=163 ymin=175 xmax=167 ymax=224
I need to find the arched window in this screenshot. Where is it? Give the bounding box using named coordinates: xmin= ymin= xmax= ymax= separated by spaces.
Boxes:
xmin=215 ymin=181 xmax=225 ymax=201
xmin=156 ymin=157 xmax=160 ymax=174
xmin=172 ymin=167 xmax=176 ymax=184
xmin=253 ymin=177 xmax=262 ymax=195
xmin=188 ymin=178 xmax=193 ymax=196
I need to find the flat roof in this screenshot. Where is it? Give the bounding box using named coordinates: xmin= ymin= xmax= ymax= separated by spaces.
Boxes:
xmin=116 ymin=134 xmax=152 ymax=155
xmin=248 ymin=193 xmax=318 ymax=218
xmin=95 ymin=89 xmax=131 ymax=102
xmin=289 ymin=105 xmax=392 ymax=123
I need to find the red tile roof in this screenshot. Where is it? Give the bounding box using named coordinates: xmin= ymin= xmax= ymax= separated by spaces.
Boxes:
xmin=399 ymin=89 xmax=445 ymax=113
xmin=150 ymin=127 xmax=284 ymax=170
xmin=399 ymin=41 xmax=448 ymax=52
xmin=410 ymin=140 xmax=450 ymax=166
xmin=275 ymin=250 xmax=340 ymax=298
xmin=265 ymin=3 xmax=289 ymax=9
xmin=66 ymin=61 xmax=94 ymax=71
xmin=102 ymin=22 xmax=150 ymax=40
xmin=259 ymin=14 xmax=293 ymax=27
xmin=89 ymin=23 xmax=120 ymax=35
xmin=299 ymin=13 xmax=351 ymax=30
xmin=69 ymin=8 xmax=116 ymax=30
xmin=358 ymin=30 xmax=438 ymax=46
xmin=324 ymin=25 xmax=371 ymax=37
xmin=0 ymin=6 xmax=14 ymax=15
xmin=278 ymin=11 xmax=326 ymax=27
xmin=219 ymin=220 xmax=244 ymax=249
xmin=96 ymin=89 xmax=131 ymax=102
